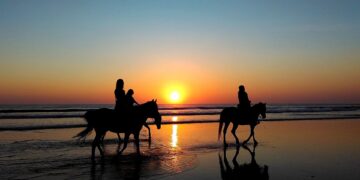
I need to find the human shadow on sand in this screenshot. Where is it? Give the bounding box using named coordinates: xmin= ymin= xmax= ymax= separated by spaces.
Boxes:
xmin=219 ymin=144 xmax=269 ymax=180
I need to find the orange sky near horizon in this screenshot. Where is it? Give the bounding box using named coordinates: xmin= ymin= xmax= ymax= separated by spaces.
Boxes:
xmin=1 ymin=55 xmax=359 ymax=104
xmin=1 ymin=1 xmax=360 ymax=105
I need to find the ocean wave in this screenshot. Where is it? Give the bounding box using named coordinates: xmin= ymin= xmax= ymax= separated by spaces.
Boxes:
xmin=1 ymin=104 xmax=360 ymax=131
xmin=1 ymin=106 xmax=360 ymax=119
xmin=0 ymin=106 xmax=228 ymax=113
xmin=2 ymin=115 xmax=360 ymax=131
xmin=0 ymin=112 xmax=221 ymax=119
xmin=1 ymin=104 xmax=359 ymax=114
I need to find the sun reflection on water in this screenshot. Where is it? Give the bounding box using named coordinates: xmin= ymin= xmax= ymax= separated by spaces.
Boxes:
xmin=171 ymin=116 xmax=178 ymax=148
xmin=171 ymin=125 xmax=178 ymax=148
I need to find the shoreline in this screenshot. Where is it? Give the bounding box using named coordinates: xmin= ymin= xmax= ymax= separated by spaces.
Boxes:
xmin=1 ymin=117 xmax=360 ymax=131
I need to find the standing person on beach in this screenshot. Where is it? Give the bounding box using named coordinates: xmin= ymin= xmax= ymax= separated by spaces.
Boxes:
xmin=114 ymin=79 xmax=126 ymax=113
xmin=238 ymin=85 xmax=251 ymax=113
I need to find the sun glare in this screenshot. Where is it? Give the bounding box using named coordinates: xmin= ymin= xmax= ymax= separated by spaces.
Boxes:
xmin=163 ymin=83 xmax=186 ymax=104
xmin=170 ymin=91 xmax=180 ymax=102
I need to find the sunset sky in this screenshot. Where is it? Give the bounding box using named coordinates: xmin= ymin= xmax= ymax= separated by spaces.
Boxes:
xmin=0 ymin=0 xmax=359 ymax=104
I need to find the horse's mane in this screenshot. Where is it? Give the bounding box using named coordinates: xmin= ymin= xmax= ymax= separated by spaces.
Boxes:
xmin=252 ymin=102 xmax=265 ymax=109
xmin=136 ymin=100 xmax=157 ymax=111
xmin=138 ymin=100 xmax=156 ymax=107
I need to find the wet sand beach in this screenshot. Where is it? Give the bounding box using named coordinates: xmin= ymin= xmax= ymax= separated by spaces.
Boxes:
xmin=1 ymin=119 xmax=360 ymax=179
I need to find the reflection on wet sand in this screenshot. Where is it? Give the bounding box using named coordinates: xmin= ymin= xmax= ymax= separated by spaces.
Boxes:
xmin=171 ymin=125 xmax=178 ymax=148
xmin=89 ymin=150 xmax=196 ymax=179
xmin=219 ymin=145 xmax=269 ymax=180
xmin=171 ymin=116 xmax=179 ymax=148
xmin=90 ymin=155 xmax=143 ymax=180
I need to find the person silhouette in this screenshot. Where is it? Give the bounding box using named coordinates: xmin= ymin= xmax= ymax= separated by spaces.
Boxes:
xmin=114 ymin=79 xmax=126 ymax=113
xmin=125 ymin=89 xmax=139 ymax=108
xmin=238 ymin=85 xmax=251 ymax=115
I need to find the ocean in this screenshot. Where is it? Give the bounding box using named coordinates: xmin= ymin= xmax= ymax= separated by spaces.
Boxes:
xmin=1 ymin=104 xmax=360 ymax=131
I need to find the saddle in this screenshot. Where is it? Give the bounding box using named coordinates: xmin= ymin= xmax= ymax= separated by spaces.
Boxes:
xmin=237 ymin=104 xmax=251 ymax=119
xmin=114 ymin=106 xmax=137 ymax=120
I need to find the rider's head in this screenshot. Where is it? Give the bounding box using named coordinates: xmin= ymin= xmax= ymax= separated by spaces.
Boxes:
xmin=127 ymin=89 xmax=134 ymax=96
xmin=116 ymin=79 xmax=124 ymax=89
xmin=239 ymin=85 xmax=245 ymax=92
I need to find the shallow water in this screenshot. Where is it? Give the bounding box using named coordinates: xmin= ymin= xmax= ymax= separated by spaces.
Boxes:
xmin=1 ymin=120 xmax=360 ymax=179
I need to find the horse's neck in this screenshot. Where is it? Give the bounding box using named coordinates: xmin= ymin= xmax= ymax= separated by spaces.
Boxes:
xmin=251 ymin=105 xmax=260 ymax=117
xmin=136 ymin=103 xmax=151 ymax=119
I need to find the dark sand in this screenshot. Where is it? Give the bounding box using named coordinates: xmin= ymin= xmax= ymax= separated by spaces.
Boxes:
xmin=1 ymin=119 xmax=360 ymax=179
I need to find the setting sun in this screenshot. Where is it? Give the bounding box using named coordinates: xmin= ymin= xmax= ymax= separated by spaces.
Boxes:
xmin=163 ymin=83 xmax=187 ymax=104
xmin=170 ymin=91 xmax=180 ymax=103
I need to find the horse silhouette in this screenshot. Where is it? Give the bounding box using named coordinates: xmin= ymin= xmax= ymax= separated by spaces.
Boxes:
xmin=74 ymin=100 xmax=162 ymax=160
xmin=101 ymin=122 xmax=152 ymax=145
xmin=219 ymin=144 xmax=269 ymax=180
xmin=218 ymin=103 xmax=266 ymax=146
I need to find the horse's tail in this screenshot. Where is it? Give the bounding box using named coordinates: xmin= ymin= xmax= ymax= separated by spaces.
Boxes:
xmin=218 ymin=112 xmax=224 ymax=141
xmin=73 ymin=111 xmax=94 ymax=139
xmin=73 ymin=125 xmax=93 ymax=139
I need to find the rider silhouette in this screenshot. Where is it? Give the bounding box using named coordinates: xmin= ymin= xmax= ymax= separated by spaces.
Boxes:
xmin=238 ymin=85 xmax=251 ymax=115
xmin=114 ymin=79 xmax=126 ymax=113
xmin=125 ymin=89 xmax=139 ymax=111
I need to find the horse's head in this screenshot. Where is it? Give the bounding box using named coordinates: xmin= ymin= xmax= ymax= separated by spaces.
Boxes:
xmin=252 ymin=102 xmax=266 ymax=124
xmin=145 ymin=99 xmax=162 ymax=129
xmin=258 ymin=102 xmax=266 ymax=119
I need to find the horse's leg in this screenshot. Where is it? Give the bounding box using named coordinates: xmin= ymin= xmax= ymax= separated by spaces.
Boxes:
xmin=251 ymin=126 xmax=258 ymax=145
xmin=223 ymin=145 xmax=231 ymax=171
xmin=223 ymin=122 xmax=230 ymax=147
xmin=117 ymin=133 xmax=122 ymax=143
xmin=232 ymin=145 xmax=241 ymax=169
xmin=101 ymin=134 xmax=104 ymax=143
xmin=119 ymin=133 xmax=130 ymax=154
xmin=91 ymin=137 xmax=97 ymax=160
xmin=117 ymin=140 xmax=122 ymax=152
xmin=144 ymin=123 xmax=151 ymax=141
xmin=96 ymin=132 xmax=104 ymax=157
xmin=134 ymin=132 xmax=140 ymax=155
xmin=92 ymin=131 xmax=102 ymax=160
xmin=100 ymin=132 xmax=107 ymax=147
xmin=243 ymin=125 xmax=253 ymax=144
xmin=231 ymin=123 xmax=240 ymax=145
